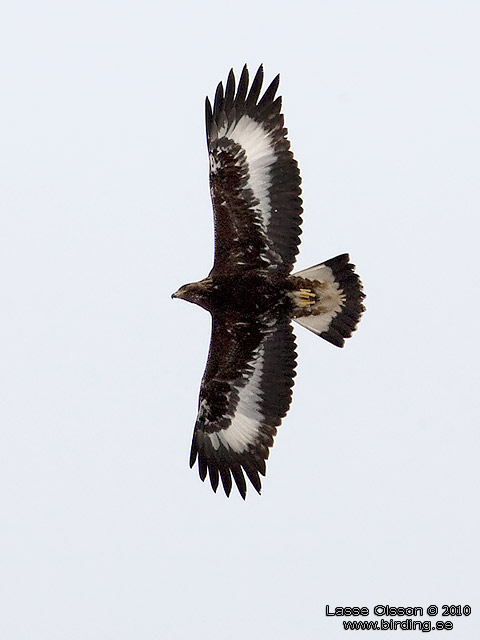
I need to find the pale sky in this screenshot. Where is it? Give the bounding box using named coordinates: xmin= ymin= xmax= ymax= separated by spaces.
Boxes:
xmin=1 ymin=1 xmax=479 ymax=638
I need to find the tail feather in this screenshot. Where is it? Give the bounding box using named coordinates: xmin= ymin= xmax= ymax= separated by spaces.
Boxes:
xmin=292 ymin=254 xmax=365 ymax=347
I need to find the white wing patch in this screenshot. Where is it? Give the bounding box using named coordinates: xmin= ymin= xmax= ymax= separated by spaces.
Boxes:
xmin=216 ymin=115 xmax=277 ymax=231
xmin=207 ymin=344 xmax=265 ymax=454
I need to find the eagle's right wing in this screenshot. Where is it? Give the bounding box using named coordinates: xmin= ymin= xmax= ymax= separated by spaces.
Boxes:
xmin=190 ymin=310 xmax=297 ymax=498
xmin=206 ymin=65 xmax=303 ymax=277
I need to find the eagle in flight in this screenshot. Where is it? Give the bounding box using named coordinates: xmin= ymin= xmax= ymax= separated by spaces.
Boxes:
xmin=172 ymin=65 xmax=365 ymax=498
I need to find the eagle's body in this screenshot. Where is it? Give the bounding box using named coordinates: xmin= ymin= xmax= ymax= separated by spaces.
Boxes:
xmin=172 ymin=65 xmax=365 ymax=498
xmin=176 ymin=272 xmax=294 ymax=314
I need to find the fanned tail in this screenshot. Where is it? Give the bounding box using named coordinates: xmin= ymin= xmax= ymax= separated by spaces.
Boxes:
xmin=291 ymin=254 xmax=365 ymax=347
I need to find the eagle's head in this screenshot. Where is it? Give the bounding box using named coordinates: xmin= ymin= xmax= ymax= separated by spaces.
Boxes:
xmin=171 ymin=278 xmax=213 ymax=310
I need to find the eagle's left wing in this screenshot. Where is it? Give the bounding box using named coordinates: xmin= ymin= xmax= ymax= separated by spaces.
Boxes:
xmin=190 ymin=310 xmax=297 ymax=498
xmin=206 ymin=65 xmax=303 ymax=277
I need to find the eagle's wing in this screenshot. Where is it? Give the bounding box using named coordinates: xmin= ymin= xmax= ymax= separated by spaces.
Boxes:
xmin=206 ymin=65 xmax=303 ymax=277
xmin=190 ymin=311 xmax=297 ymax=498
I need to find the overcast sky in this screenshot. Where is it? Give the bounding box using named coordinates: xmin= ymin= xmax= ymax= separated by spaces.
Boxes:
xmin=1 ymin=1 xmax=479 ymax=638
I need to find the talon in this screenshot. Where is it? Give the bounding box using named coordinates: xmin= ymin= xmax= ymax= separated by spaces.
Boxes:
xmin=299 ymin=288 xmax=316 ymax=299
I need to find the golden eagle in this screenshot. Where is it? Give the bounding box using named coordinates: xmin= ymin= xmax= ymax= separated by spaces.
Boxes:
xmin=172 ymin=65 xmax=365 ymax=498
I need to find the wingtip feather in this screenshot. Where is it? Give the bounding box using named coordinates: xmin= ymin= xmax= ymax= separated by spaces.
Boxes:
xmin=205 ymin=97 xmax=213 ymax=143
xmin=213 ymin=81 xmax=224 ymax=118
xmin=246 ymin=64 xmax=264 ymax=108
xmin=231 ymin=464 xmax=247 ymax=500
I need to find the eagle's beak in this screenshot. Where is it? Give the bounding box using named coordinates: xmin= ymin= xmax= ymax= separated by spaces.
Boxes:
xmin=171 ymin=292 xmax=177 ymax=299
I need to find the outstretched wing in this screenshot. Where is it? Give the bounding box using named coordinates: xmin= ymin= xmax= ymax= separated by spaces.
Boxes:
xmin=206 ymin=65 xmax=303 ymax=277
xmin=190 ymin=311 xmax=297 ymax=498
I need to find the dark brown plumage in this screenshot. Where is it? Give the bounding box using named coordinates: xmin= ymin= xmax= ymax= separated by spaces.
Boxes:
xmin=172 ymin=65 xmax=365 ymax=498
